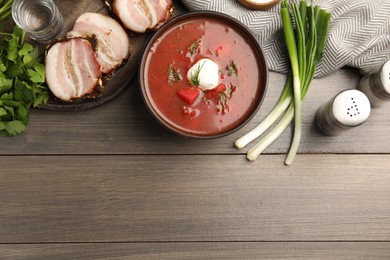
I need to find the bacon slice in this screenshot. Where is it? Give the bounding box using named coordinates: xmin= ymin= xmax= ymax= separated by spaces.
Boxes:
xmin=69 ymin=12 xmax=130 ymax=74
xmin=45 ymin=38 xmax=102 ymax=101
xmin=112 ymin=0 xmax=173 ymax=33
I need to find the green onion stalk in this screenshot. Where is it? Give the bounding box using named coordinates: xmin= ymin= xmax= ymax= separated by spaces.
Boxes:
xmin=234 ymin=0 xmax=331 ymax=165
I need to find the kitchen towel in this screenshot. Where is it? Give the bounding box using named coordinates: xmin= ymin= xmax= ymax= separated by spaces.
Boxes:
xmin=180 ymin=0 xmax=390 ymax=77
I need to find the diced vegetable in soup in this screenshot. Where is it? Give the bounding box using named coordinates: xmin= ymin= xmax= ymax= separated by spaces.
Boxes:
xmin=143 ymin=17 xmax=263 ymax=136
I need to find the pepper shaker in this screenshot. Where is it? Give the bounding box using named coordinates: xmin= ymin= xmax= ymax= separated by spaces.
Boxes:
xmin=315 ymin=89 xmax=371 ymax=136
xmin=358 ymin=60 xmax=390 ymax=107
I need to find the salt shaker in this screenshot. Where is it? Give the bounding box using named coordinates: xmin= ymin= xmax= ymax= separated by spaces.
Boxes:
xmin=315 ymin=89 xmax=371 ymax=136
xmin=358 ymin=60 xmax=390 ymax=107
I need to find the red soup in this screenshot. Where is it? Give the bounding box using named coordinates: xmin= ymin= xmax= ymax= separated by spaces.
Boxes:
xmin=142 ymin=13 xmax=267 ymax=137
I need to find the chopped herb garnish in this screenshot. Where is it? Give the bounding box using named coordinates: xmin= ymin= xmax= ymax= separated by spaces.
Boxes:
xmin=226 ymin=60 xmax=238 ymax=76
xmin=202 ymin=83 xmax=237 ymax=114
xmin=206 ymin=49 xmax=214 ymax=55
xmin=216 ymin=92 xmax=229 ymax=114
xmin=187 ymin=39 xmax=201 ymax=56
xmin=225 ymin=83 xmax=237 ymax=98
xmin=216 ymin=83 xmax=237 ymax=113
xmin=167 ymin=63 xmax=182 ymax=86
xmin=188 ymin=60 xmax=206 ymax=86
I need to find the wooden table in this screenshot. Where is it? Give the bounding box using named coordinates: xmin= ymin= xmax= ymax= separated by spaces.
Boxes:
xmin=1 ymin=1 xmax=390 ymax=259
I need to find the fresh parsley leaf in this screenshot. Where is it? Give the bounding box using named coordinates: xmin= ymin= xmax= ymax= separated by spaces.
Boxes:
xmin=0 ymin=107 xmax=6 ymax=117
xmin=27 ymin=64 xmax=45 ymax=83
xmin=0 ymin=60 xmax=6 ymax=72
xmin=0 ymin=25 xmax=48 ymax=136
xmin=18 ymin=42 xmax=34 ymax=56
xmin=6 ymin=62 xmax=23 ymax=78
xmin=6 ymin=37 xmax=18 ymax=62
xmin=17 ymin=104 xmax=29 ymax=124
xmin=4 ymin=120 xmax=26 ymax=136
xmin=33 ymin=89 xmax=48 ymax=107
xmin=0 ymin=71 xmax=12 ymax=91
xmin=19 ymin=43 xmax=34 ymax=64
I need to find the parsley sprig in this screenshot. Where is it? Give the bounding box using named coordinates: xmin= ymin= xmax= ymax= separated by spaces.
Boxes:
xmin=0 ymin=26 xmax=48 ymax=136
xmin=0 ymin=0 xmax=13 ymax=22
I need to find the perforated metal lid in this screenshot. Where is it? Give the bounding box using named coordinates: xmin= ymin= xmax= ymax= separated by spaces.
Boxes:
xmin=332 ymin=89 xmax=371 ymax=127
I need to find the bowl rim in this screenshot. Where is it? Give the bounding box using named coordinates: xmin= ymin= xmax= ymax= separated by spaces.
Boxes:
xmin=238 ymin=0 xmax=281 ymax=10
xmin=139 ymin=10 xmax=269 ymax=139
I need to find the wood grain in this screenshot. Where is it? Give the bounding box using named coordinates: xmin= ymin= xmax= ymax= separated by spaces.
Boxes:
xmin=0 ymin=154 xmax=389 ymax=243
xmin=0 ymin=69 xmax=389 ymax=155
xmin=2 ymin=0 xmax=388 ymax=258
xmin=1 ymin=242 xmax=390 ymax=259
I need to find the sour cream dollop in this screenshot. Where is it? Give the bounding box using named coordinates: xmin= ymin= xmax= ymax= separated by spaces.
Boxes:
xmin=187 ymin=58 xmax=219 ymax=90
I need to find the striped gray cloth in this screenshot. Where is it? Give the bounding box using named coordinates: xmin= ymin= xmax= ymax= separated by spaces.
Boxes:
xmin=180 ymin=0 xmax=390 ymax=77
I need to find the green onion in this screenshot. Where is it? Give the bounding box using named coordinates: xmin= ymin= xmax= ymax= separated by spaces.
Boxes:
xmin=281 ymin=0 xmax=302 ymax=166
xmin=234 ymin=0 xmax=331 ymax=165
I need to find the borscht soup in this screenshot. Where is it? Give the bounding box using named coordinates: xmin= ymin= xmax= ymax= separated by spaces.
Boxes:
xmin=140 ymin=12 xmax=268 ymax=137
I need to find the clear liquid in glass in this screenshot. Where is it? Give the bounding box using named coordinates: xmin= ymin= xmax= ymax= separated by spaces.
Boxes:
xmin=12 ymin=0 xmax=64 ymax=43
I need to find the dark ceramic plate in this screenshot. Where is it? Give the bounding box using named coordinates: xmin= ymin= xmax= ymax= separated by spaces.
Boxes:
xmin=41 ymin=33 xmax=150 ymax=111
xmin=39 ymin=0 xmax=156 ymax=111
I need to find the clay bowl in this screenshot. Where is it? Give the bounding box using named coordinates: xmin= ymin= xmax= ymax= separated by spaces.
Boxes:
xmin=139 ymin=11 xmax=268 ymax=138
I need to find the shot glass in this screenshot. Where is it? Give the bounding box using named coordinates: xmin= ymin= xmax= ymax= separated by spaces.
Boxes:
xmin=12 ymin=0 xmax=64 ymax=43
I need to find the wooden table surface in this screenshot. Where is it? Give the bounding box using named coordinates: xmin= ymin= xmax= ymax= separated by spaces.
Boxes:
xmin=1 ymin=1 xmax=390 ymax=259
